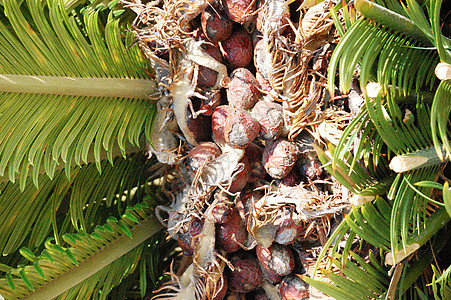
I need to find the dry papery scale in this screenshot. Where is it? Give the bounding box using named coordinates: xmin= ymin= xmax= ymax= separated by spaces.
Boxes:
xmin=121 ymin=0 xmax=352 ymax=298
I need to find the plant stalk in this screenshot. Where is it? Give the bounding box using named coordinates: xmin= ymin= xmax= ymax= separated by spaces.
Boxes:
xmin=355 ymin=0 xmax=431 ymax=45
xmin=0 ymin=75 xmax=157 ymax=100
xmin=24 ymin=217 xmax=163 ymax=300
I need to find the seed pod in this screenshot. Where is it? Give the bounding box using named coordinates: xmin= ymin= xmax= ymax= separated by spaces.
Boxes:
xmin=212 ymin=105 xmax=234 ymax=144
xmin=224 ymin=108 xmax=260 ymax=148
xmin=245 ymin=143 xmax=265 ymax=182
xmin=227 ymin=68 xmax=260 ymax=110
xmin=262 ymin=139 xmax=298 ymax=179
xmin=228 ymin=155 xmax=250 ymax=193
xmin=252 ymin=100 xmax=284 ymax=140
xmin=279 ymin=275 xmax=310 ymax=300
xmin=221 ymin=28 xmax=253 ymax=69
xmin=217 ymin=210 xmax=247 ymax=253
xmin=201 ymin=2 xmax=234 ymax=43
xmin=198 ymin=42 xmax=223 ymax=88
xmin=280 ymin=170 xmax=301 ymax=186
xmin=187 ymin=142 xmax=222 ymax=174
xmin=223 ymin=0 xmax=256 ymax=24
xmin=256 ymin=244 xmax=295 ymax=276
xmin=227 ymin=253 xmax=263 ymax=293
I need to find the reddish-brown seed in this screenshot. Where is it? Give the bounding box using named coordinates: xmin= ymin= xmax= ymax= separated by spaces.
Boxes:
xmin=245 ymin=143 xmax=265 ymax=182
xmin=300 ymin=158 xmax=323 ymax=180
xmin=224 ymin=109 xmax=260 ymax=148
xmin=212 ymin=105 xmax=234 ymax=144
xmin=227 ymin=253 xmax=263 ymax=293
xmin=188 ymin=217 xmax=204 ymax=237
xmin=279 ymin=275 xmax=310 ymax=300
xmin=228 ymin=155 xmax=250 ymax=193
xmin=251 ymin=101 xmax=284 ymax=140
xmin=236 ymin=190 xmax=262 ymax=223
xmin=227 ymin=68 xmax=260 ymax=110
xmin=199 ymin=90 xmax=222 ymax=116
xmin=254 ymin=39 xmax=270 ymax=80
xmin=254 ymin=289 xmax=270 ymax=300
xmin=256 ymin=244 xmax=295 ymax=276
xmin=217 ymin=210 xmax=247 ymax=253
xmin=223 ymin=0 xmax=256 ymax=24
xmin=177 ymin=230 xmax=194 ymax=256
xmin=260 ymin=264 xmax=283 ymax=284
xmin=255 ymin=71 xmax=272 ymax=93
xmin=262 ymin=139 xmax=298 ymax=179
xmin=198 ymin=42 xmax=223 ymax=88
xmin=187 ymin=142 xmax=222 ymax=174
xmin=273 ymin=210 xmax=299 ymax=245
xmin=186 ymin=98 xmax=212 ymax=143
xmin=201 ymin=2 xmax=234 ymax=43
xmin=221 ymin=29 xmax=253 ymax=69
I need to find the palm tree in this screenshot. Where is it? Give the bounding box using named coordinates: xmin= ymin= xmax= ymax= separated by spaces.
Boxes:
xmin=305 ymin=0 xmax=451 ymax=299
xmin=0 ymin=0 xmax=174 ymax=298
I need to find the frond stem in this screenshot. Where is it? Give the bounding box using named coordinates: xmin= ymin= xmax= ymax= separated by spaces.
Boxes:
xmin=23 ymin=216 xmax=163 ymax=300
xmin=0 ymin=75 xmax=157 ymax=100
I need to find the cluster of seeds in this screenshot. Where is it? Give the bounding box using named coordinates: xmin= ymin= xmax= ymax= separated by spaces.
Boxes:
xmin=130 ymin=0 xmax=348 ymax=299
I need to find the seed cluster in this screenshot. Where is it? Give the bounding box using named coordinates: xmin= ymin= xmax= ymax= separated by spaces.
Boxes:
xmin=134 ymin=0 xmax=347 ymax=299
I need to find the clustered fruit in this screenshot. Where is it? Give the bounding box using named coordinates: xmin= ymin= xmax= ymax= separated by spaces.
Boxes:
xmin=149 ymin=0 xmax=330 ymax=298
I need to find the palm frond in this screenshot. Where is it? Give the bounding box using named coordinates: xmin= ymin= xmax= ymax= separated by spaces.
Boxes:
xmin=0 ymin=0 xmax=157 ymax=187
xmin=0 ymin=153 xmax=154 ymax=256
xmin=0 ymin=202 xmax=162 ymax=300
xmin=431 ymin=264 xmax=451 ymax=300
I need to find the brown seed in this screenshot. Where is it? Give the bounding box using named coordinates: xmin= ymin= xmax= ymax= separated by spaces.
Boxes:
xmin=187 ymin=142 xmax=222 ymax=174
xmin=223 ymin=0 xmax=256 ymax=24
xmin=201 ymin=2 xmax=234 ymax=43
xmin=251 ymin=100 xmax=284 ymax=140
xmin=224 ymin=108 xmax=260 ymax=148
xmin=273 ymin=207 xmax=299 ymax=245
xmin=256 ymin=243 xmax=295 ymax=276
xmin=188 ymin=217 xmax=204 ymax=237
xmin=227 ymin=253 xmax=263 ymax=293
xmin=279 ymin=275 xmax=310 ymax=300
xmin=198 ymin=42 xmax=223 ymax=88
xmin=255 ymin=71 xmax=272 ymax=93
xmin=245 ymin=143 xmax=265 ymax=182
xmin=227 ymin=68 xmax=260 ymax=110
xmin=199 ymin=90 xmax=222 ymax=116
xmin=221 ymin=28 xmax=253 ymax=69
xmin=228 ymin=155 xmax=250 ymax=193
xmin=212 ymin=105 xmax=234 ymax=144
xmin=262 ymin=139 xmax=298 ymax=179
xmin=253 ymin=39 xmax=271 ymax=80
xmin=186 ymin=98 xmax=212 ymax=143
xmin=254 ymin=289 xmax=270 ymax=300
xmin=260 ymin=264 xmax=283 ymax=284
xmin=236 ymin=190 xmax=262 ymax=223
xmin=177 ymin=229 xmax=194 ymax=256
xmin=217 ymin=210 xmax=247 ymax=253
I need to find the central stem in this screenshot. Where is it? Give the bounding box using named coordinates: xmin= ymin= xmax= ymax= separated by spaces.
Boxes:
xmin=0 ymin=74 xmax=157 ymax=100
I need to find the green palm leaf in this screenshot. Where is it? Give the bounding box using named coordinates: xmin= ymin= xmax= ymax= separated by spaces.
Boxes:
xmin=0 ymin=153 xmax=154 ymax=256
xmin=0 ymin=202 xmax=162 ymax=299
xmin=0 ymin=0 xmax=157 ymax=188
